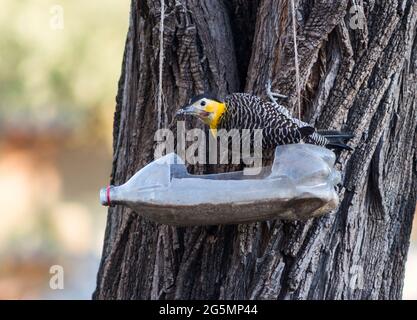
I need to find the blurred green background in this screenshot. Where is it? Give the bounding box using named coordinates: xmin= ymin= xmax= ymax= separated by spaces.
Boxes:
xmin=0 ymin=0 xmax=128 ymax=299
xmin=0 ymin=0 xmax=415 ymax=300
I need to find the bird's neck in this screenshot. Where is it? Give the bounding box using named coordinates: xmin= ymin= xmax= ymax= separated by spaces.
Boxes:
xmin=208 ymin=102 xmax=226 ymax=137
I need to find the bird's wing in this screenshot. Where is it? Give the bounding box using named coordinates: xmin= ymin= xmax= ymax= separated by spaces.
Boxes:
xmin=258 ymin=101 xmax=314 ymax=147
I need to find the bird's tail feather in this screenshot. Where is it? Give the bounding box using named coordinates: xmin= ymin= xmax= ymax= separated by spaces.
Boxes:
xmin=318 ymin=130 xmax=354 ymax=151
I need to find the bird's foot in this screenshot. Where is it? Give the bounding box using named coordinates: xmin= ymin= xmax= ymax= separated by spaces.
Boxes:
xmin=265 ymin=80 xmax=288 ymax=103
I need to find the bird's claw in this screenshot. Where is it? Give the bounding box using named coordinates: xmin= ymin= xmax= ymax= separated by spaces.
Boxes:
xmin=265 ymin=80 xmax=288 ymax=105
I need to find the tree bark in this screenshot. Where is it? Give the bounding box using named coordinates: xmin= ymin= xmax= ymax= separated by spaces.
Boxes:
xmin=93 ymin=0 xmax=417 ymax=300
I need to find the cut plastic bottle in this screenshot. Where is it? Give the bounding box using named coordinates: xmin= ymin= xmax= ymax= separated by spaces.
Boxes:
xmin=100 ymin=144 xmax=341 ymax=225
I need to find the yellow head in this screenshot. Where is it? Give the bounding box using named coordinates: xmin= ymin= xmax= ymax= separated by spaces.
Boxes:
xmin=176 ymin=94 xmax=226 ymax=136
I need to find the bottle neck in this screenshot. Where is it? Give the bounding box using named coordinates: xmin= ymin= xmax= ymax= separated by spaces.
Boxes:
xmin=99 ymin=185 xmax=126 ymax=206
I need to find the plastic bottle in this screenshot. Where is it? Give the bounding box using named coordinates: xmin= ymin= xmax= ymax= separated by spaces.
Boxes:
xmin=99 ymin=144 xmax=341 ymax=225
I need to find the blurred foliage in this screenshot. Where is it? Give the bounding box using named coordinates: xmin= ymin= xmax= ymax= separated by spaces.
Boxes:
xmin=0 ymin=2 xmax=128 ymax=298
xmin=0 ymin=0 xmax=129 ymax=143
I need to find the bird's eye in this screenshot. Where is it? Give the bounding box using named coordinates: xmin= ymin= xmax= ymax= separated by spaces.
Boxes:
xmin=200 ymin=101 xmax=206 ymax=106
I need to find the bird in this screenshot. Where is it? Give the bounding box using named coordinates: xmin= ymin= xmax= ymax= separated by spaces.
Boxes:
xmin=176 ymin=92 xmax=353 ymax=151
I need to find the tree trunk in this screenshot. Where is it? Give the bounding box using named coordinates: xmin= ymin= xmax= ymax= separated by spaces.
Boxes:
xmin=93 ymin=0 xmax=417 ymax=300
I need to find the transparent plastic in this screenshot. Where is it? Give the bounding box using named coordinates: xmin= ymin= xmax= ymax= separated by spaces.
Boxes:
xmin=100 ymin=144 xmax=341 ymax=225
